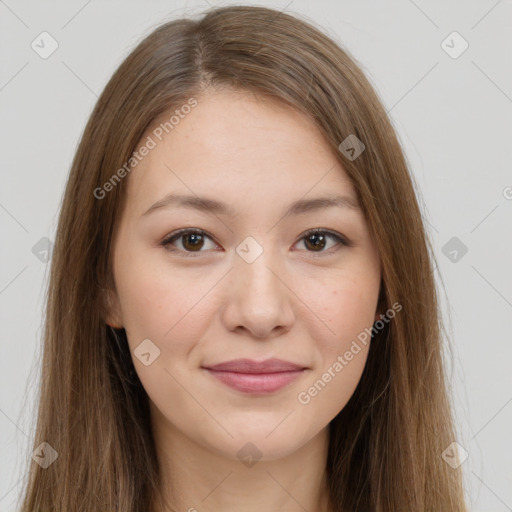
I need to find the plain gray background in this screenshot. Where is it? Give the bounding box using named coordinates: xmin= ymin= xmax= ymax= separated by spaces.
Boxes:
xmin=1 ymin=0 xmax=511 ymax=510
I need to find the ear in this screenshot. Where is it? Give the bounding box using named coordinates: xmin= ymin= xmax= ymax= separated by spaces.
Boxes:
xmin=102 ymin=287 xmax=124 ymax=329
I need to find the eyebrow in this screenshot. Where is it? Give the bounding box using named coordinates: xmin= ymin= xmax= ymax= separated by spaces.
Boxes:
xmin=141 ymin=192 xmax=361 ymax=218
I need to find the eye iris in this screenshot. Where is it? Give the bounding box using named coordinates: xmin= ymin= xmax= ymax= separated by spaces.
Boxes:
xmin=182 ymin=233 xmax=204 ymax=251
xmin=305 ymin=233 xmax=326 ymax=251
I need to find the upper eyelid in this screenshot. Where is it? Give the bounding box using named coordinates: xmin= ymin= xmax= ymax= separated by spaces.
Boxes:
xmin=162 ymin=228 xmax=216 ymax=245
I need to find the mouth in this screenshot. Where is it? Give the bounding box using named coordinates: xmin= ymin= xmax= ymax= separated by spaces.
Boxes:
xmin=201 ymin=358 xmax=308 ymax=394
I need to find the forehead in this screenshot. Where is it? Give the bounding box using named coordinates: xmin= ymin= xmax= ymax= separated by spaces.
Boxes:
xmin=124 ymin=89 xmax=358 ymax=216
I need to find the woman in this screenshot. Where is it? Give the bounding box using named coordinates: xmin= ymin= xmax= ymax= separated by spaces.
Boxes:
xmin=19 ymin=5 xmax=468 ymax=511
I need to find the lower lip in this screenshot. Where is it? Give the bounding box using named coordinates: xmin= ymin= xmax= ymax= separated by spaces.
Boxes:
xmin=204 ymin=369 xmax=305 ymax=394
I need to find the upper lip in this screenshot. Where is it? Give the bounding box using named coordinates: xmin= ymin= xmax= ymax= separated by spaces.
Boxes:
xmin=203 ymin=358 xmax=306 ymax=374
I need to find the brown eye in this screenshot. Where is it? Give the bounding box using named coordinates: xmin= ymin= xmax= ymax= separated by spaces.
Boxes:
xmin=180 ymin=232 xmax=205 ymax=251
xmin=304 ymin=232 xmax=328 ymax=251
xmin=295 ymin=229 xmax=350 ymax=254
xmin=161 ymin=228 xmax=350 ymax=259
xmin=162 ymin=229 xmax=218 ymax=256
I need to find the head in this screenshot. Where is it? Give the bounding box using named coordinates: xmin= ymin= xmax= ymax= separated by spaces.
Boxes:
xmin=21 ymin=5 xmax=467 ymax=512
xmin=104 ymin=85 xmax=384 ymax=461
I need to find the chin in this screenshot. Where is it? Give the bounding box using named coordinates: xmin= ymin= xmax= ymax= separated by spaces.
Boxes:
xmin=201 ymin=422 xmax=319 ymax=463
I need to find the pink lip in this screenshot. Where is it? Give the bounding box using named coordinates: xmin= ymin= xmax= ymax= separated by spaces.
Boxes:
xmin=202 ymin=358 xmax=307 ymax=394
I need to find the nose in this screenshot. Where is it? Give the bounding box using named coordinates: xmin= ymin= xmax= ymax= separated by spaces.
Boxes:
xmin=220 ymin=242 xmax=296 ymax=339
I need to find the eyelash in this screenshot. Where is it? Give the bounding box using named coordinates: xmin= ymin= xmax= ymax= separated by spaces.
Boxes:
xmin=160 ymin=228 xmax=352 ymax=258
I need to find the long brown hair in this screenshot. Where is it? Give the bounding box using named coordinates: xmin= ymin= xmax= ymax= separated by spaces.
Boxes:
xmin=19 ymin=5 xmax=467 ymax=511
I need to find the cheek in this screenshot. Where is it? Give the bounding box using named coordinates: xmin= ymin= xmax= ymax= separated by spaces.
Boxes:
xmin=115 ymin=269 xmax=175 ymax=340
xmin=312 ymin=271 xmax=379 ymax=350
xmin=110 ymin=246 xmax=167 ymax=334
xmin=114 ymin=265 xmax=213 ymax=410
xmin=297 ymin=267 xmax=378 ymax=412
xmin=114 ymin=256 xmax=219 ymax=361
xmin=294 ymin=280 xmax=375 ymax=421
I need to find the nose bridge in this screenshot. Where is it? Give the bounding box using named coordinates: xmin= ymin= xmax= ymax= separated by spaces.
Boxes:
xmin=222 ymin=234 xmax=294 ymax=337
xmin=234 ymin=234 xmax=283 ymax=298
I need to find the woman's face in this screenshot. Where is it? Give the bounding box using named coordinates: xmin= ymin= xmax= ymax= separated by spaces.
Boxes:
xmin=106 ymin=89 xmax=381 ymax=462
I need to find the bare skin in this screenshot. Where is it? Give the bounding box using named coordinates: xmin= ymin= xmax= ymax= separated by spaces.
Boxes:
xmin=106 ymin=88 xmax=382 ymax=512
